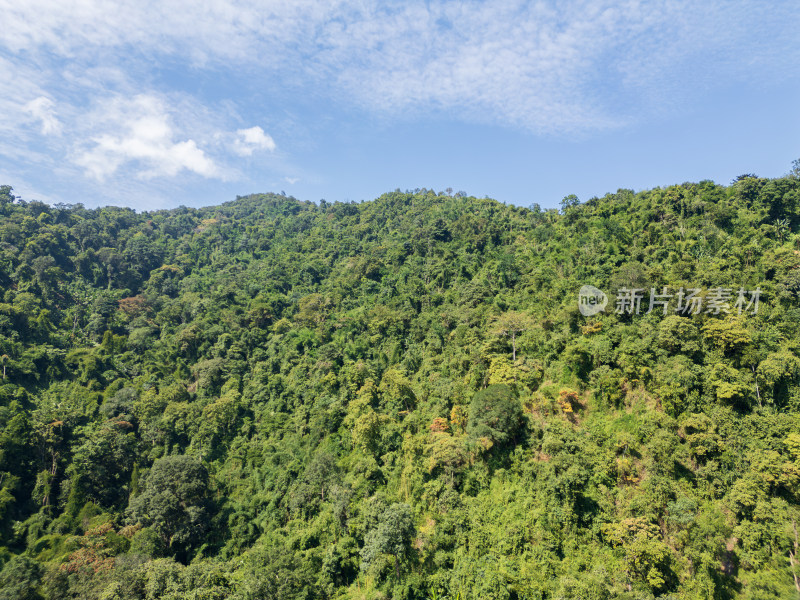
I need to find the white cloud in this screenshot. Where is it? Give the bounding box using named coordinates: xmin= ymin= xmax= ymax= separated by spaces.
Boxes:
xmin=233 ymin=126 xmax=276 ymax=156
xmin=1 ymin=1 xmax=798 ymax=134
xmin=284 ymin=176 xmax=299 ymax=185
xmin=24 ymin=96 xmax=61 ymax=135
xmin=74 ymin=95 xmax=219 ymax=181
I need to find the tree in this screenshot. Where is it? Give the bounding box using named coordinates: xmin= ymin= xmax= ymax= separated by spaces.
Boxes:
xmin=701 ymin=317 xmax=751 ymax=355
xmin=426 ymin=433 xmax=468 ymax=487
xmin=289 ymin=450 xmax=339 ymax=517
xmin=657 ymin=315 xmax=700 ymax=355
xmin=0 ymin=555 xmax=42 ymax=600
xmin=127 ymin=455 xmax=212 ymax=559
xmin=72 ymin=423 xmax=136 ymax=508
xmin=603 ymin=517 xmax=672 ymax=592
xmin=360 ymin=502 xmax=416 ymax=580
xmin=560 ymin=194 xmax=580 ymax=213
xmin=758 ymin=350 xmax=800 ymax=406
xmin=491 ymin=311 xmax=535 ymax=361
xmin=0 ymin=185 xmax=14 ymax=206
xmin=467 ymin=384 xmax=523 ymax=448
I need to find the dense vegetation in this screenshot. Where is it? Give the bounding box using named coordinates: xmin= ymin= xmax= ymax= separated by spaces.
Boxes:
xmin=1 ymin=166 xmax=800 ymax=599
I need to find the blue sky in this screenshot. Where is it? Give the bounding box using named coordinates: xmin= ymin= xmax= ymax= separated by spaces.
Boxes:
xmin=1 ymin=0 xmax=798 ymax=211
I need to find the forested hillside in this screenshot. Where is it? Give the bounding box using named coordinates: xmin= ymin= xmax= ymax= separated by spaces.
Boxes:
xmin=2 ymin=171 xmax=800 ymax=599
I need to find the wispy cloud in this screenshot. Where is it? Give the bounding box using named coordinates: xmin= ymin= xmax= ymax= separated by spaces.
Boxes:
xmin=24 ymin=96 xmax=61 ymax=135
xmin=2 ymin=1 xmax=798 ymax=134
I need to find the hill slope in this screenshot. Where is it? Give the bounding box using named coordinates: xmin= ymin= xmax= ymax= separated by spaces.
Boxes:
xmin=1 ymin=176 xmax=800 ymax=599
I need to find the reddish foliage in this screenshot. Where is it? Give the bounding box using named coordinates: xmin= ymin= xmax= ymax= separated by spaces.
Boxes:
xmin=430 ymin=417 xmax=450 ymax=433
xmin=118 ymin=295 xmax=147 ymax=317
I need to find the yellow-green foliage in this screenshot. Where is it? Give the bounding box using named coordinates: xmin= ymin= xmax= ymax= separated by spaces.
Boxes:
xmin=0 ymin=176 xmax=799 ymax=599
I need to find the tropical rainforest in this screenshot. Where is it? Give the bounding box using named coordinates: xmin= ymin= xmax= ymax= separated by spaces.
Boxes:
xmin=1 ymin=165 xmax=800 ymax=600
